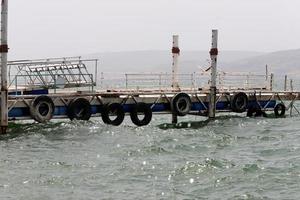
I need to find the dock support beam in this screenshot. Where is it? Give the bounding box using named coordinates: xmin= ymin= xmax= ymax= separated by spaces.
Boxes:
xmin=172 ymin=113 xmax=178 ymax=124
xmin=172 ymin=35 xmax=180 ymax=90
xmin=0 ymin=0 xmax=8 ymax=134
xmin=208 ymin=30 xmax=218 ymax=119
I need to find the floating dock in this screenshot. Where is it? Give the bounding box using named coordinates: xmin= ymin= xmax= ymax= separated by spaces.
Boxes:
xmin=0 ymin=0 xmax=299 ymax=133
xmin=4 ymin=32 xmax=298 ymax=129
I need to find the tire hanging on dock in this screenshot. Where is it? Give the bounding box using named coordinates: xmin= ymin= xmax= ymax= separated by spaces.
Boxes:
xmin=231 ymin=92 xmax=248 ymax=113
xmin=171 ymin=93 xmax=192 ymax=116
xmin=101 ymin=103 xmax=125 ymax=126
xmin=130 ymin=103 xmax=152 ymax=126
xmin=67 ymin=98 xmax=92 ymax=121
xmin=274 ymin=103 xmax=286 ymax=117
xmin=30 ymin=95 xmax=55 ymax=123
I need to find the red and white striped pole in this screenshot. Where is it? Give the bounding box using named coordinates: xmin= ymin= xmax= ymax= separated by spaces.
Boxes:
xmin=0 ymin=0 xmax=8 ymax=134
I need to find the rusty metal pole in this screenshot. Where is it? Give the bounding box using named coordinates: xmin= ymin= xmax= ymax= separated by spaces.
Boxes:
xmin=171 ymin=35 xmax=180 ymax=90
xmin=0 ymin=0 xmax=8 ymax=134
xmin=208 ymin=30 xmax=218 ymax=119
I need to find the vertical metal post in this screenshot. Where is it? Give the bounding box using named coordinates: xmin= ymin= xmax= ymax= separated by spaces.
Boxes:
xmin=0 ymin=0 xmax=8 ymax=134
xmin=15 ymin=76 xmax=17 ymax=95
xmin=208 ymin=30 xmax=218 ymax=119
xmin=265 ymin=65 xmax=269 ymax=81
xmin=290 ymin=79 xmax=294 ymax=116
xmin=125 ymin=74 xmax=128 ymax=89
xmin=100 ymin=72 xmax=104 ymax=89
xmin=95 ymin=59 xmax=98 ymax=87
xmin=192 ymin=72 xmax=196 ymax=90
xmin=190 ymin=73 xmax=193 ymax=90
xmin=219 ymin=72 xmax=223 ymax=91
xmin=172 ymin=35 xmax=180 ymax=90
xmin=270 ymin=73 xmax=274 ymax=91
xmin=284 ymin=75 xmax=287 ymax=91
xmin=246 ymin=74 xmax=249 ymax=90
xmin=91 ymin=74 xmax=94 ymax=92
xmin=54 ymin=75 xmax=57 ymax=94
xmin=159 ymin=73 xmax=162 ymax=91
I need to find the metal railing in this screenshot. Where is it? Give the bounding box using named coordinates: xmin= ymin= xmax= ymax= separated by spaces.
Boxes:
xmin=124 ymin=73 xmax=205 ymax=90
xmin=7 ymin=56 xmax=275 ymax=93
xmin=217 ymin=72 xmax=272 ymax=91
xmin=97 ymin=71 xmax=272 ymax=92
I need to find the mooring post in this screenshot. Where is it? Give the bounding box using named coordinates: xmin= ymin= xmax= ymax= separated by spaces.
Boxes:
xmin=172 ymin=35 xmax=180 ymax=90
xmin=0 ymin=0 xmax=8 ymax=134
xmin=208 ymin=30 xmax=218 ymax=119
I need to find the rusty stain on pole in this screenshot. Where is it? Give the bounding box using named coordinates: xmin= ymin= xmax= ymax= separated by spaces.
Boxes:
xmin=172 ymin=35 xmax=180 ymax=90
xmin=0 ymin=0 xmax=8 ymax=134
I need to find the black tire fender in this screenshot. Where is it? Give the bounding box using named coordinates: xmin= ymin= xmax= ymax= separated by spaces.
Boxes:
xmin=67 ymin=98 xmax=92 ymax=121
xmin=101 ymin=103 xmax=125 ymax=126
xmin=274 ymin=103 xmax=286 ymax=117
xmin=171 ymin=93 xmax=192 ymax=116
xmin=231 ymin=92 xmax=248 ymax=113
xmin=30 ymin=95 xmax=55 ymax=123
xmin=130 ymin=103 xmax=152 ymax=126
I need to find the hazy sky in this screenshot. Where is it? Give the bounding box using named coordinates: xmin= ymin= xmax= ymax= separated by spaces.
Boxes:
xmin=8 ymin=0 xmax=300 ymax=59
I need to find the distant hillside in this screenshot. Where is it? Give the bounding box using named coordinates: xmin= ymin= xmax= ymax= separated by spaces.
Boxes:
xmin=84 ymin=49 xmax=300 ymax=77
xmin=85 ymin=50 xmax=264 ymax=73
xmin=224 ymin=49 xmax=300 ymax=75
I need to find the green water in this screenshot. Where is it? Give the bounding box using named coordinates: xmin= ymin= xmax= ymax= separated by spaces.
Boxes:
xmin=0 ymin=114 xmax=300 ymax=199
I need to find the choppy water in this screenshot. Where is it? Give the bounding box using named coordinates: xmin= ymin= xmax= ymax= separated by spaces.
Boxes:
xmin=1 ymin=114 xmax=300 ymax=200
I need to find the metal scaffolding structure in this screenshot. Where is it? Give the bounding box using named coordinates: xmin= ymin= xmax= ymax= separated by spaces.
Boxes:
xmin=8 ymin=57 xmax=98 ymax=92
